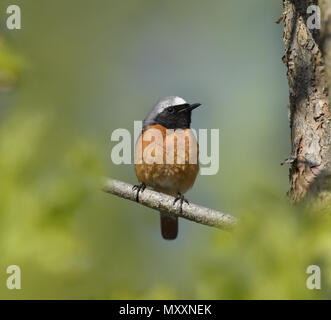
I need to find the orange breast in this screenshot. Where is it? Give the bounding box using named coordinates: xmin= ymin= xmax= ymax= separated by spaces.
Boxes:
xmin=134 ymin=125 xmax=199 ymax=195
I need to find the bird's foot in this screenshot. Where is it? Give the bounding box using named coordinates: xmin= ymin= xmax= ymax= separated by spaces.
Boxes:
xmin=173 ymin=193 xmax=189 ymax=213
xmin=132 ymin=182 xmax=146 ymax=202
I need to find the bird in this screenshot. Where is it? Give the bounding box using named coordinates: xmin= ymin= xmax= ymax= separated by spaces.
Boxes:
xmin=133 ymin=96 xmax=201 ymax=240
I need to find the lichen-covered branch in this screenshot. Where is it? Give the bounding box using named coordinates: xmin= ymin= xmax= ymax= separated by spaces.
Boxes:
xmin=280 ymin=1 xmax=331 ymax=211
xmin=102 ymin=178 xmax=238 ymax=231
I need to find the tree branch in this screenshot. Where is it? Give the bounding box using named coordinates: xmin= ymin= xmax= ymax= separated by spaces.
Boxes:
xmin=281 ymin=1 xmax=331 ymax=210
xmin=102 ymin=178 xmax=238 ymax=231
xmin=319 ymin=0 xmax=331 ymax=97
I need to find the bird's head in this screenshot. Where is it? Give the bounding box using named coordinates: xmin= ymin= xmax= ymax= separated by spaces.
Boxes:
xmin=143 ymin=96 xmax=201 ymax=130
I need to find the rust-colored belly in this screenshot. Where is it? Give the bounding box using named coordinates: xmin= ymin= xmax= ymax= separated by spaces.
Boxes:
xmin=134 ymin=125 xmax=199 ymax=195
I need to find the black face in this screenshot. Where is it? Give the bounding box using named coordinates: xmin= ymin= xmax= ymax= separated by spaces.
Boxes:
xmin=154 ymin=104 xmax=191 ymax=129
xmin=143 ymin=103 xmax=201 ymax=130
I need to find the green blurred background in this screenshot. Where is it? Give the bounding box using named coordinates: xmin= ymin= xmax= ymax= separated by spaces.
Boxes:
xmin=0 ymin=0 xmax=330 ymax=299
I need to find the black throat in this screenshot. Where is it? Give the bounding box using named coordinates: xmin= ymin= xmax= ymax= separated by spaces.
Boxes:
xmin=143 ymin=110 xmax=192 ymax=130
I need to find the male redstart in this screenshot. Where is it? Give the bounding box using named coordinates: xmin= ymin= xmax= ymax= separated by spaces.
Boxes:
xmin=134 ymin=96 xmax=201 ymax=240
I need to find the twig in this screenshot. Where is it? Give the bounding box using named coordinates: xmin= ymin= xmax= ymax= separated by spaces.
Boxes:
xmin=102 ymin=178 xmax=238 ymax=231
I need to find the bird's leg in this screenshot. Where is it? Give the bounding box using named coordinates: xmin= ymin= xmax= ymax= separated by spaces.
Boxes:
xmin=132 ymin=182 xmax=146 ymax=202
xmin=173 ymin=192 xmax=189 ymax=213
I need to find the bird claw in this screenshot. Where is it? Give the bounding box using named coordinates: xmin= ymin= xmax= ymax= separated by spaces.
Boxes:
xmin=173 ymin=193 xmax=189 ymax=213
xmin=132 ymin=183 xmax=146 ymax=202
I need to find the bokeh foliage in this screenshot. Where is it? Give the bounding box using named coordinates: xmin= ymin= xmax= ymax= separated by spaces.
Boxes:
xmin=0 ymin=34 xmax=23 ymax=90
xmin=0 ymin=0 xmax=330 ymax=299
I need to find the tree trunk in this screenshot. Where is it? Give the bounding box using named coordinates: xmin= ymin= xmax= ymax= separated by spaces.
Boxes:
xmin=319 ymin=1 xmax=331 ymax=99
xmin=281 ymin=0 xmax=331 ymax=212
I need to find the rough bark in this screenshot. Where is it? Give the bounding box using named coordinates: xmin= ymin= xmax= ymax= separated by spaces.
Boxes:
xmin=319 ymin=1 xmax=331 ymax=93
xmin=102 ymin=178 xmax=238 ymax=231
xmin=280 ymin=0 xmax=331 ymax=212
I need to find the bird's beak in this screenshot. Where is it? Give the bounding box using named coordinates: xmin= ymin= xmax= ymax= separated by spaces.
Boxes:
xmin=175 ymin=103 xmax=202 ymax=113
xmin=188 ymin=103 xmax=202 ymax=111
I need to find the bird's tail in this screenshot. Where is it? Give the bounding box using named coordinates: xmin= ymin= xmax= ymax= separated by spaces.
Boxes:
xmin=160 ymin=212 xmax=178 ymax=240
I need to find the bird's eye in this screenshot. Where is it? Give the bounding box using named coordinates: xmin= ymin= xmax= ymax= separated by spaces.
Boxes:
xmin=167 ymin=107 xmax=175 ymax=113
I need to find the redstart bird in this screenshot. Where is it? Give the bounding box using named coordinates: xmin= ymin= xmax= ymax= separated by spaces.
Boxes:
xmin=134 ymin=96 xmax=201 ymax=240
